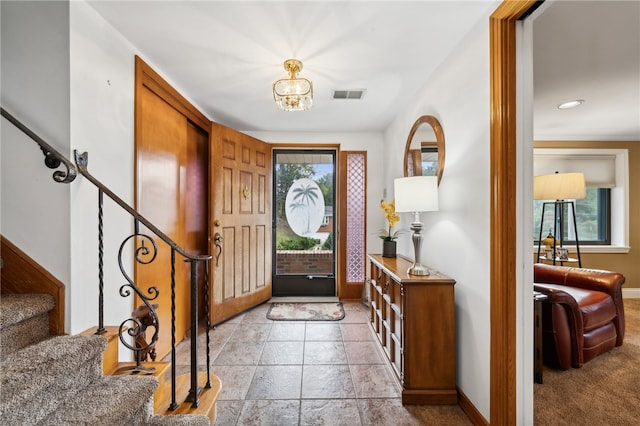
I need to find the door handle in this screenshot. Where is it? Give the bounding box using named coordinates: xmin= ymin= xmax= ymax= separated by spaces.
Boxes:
xmin=214 ymin=232 xmax=223 ymax=267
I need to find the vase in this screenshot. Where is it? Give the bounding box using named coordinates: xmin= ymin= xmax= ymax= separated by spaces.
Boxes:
xmin=382 ymin=240 xmax=396 ymax=258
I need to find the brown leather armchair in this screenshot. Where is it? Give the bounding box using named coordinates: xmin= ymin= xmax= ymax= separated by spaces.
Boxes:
xmin=533 ymin=263 xmax=625 ymax=370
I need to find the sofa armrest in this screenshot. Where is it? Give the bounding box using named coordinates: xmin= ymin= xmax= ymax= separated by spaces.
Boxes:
xmin=533 ymin=283 xmax=584 ymax=367
xmin=533 ymin=283 xmax=583 ymax=331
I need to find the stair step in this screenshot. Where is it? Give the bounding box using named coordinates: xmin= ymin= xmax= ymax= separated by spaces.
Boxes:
xmin=0 ymin=294 xmax=54 ymax=328
xmin=81 ymin=325 xmax=122 ymax=374
xmin=155 ymin=371 xmax=222 ymax=423
xmin=111 ymin=361 xmax=172 ymax=413
xmin=0 ymin=334 xmax=106 ymax=425
xmin=39 ymin=374 xmax=158 ymax=426
xmin=0 ymin=294 xmax=54 ymax=356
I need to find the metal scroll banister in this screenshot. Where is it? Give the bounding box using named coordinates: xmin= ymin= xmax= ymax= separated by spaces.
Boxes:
xmin=3 ymin=106 xmax=213 ymax=411
xmin=1 ymin=107 xmax=77 ymax=183
xmin=73 ymin=150 xmax=211 ymax=410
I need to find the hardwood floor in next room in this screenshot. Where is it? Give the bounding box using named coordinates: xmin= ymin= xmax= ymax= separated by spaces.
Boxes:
xmin=170 ymin=301 xmax=471 ymax=425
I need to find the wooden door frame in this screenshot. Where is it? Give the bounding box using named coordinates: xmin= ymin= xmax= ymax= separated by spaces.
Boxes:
xmin=489 ymin=1 xmax=538 ymax=424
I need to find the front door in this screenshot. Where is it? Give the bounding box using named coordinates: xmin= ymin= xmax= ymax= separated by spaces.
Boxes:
xmin=209 ymin=123 xmax=272 ymax=324
xmin=272 ymin=149 xmax=336 ymax=297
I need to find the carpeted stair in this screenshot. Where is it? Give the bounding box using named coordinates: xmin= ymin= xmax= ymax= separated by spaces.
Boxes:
xmin=0 ymin=294 xmax=209 ymax=425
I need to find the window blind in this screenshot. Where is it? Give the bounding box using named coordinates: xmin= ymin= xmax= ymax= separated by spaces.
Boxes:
xmin=533 ymin=154 xmax=616 ymax=187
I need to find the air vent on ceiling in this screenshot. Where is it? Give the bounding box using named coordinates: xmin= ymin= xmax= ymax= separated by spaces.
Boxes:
xmin=332 ymin=89 xmax=365 ymax=100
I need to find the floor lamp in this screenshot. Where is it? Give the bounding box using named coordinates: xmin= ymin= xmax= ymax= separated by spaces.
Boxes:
xmin=394 ymin=176 xmax=439 ymax=275
xmin=534 ymin=172 xmax=586 ymax=267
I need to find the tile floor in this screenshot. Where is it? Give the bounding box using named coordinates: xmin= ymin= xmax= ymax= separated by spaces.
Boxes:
xmin=174 ymin=301 xmax=471 ymax=425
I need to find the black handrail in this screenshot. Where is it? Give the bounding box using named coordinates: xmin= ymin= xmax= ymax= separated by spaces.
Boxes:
xmin=3 ymin=107 xmax=213 ymax=410
xmin=1 ymin=107 xmax=77 ymax=183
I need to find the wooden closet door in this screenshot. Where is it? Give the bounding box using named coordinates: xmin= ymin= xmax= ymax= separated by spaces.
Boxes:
xmin=210 ymin=122 xmax=272 ymax=324
xmin=136 ymin=85 xmax=190 ymax=360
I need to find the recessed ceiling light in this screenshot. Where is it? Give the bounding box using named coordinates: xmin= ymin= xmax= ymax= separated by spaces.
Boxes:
xmin=557 ymin=99 xmax=585 ymax=109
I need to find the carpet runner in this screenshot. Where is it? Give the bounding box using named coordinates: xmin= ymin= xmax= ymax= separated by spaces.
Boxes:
xmin=266 ymin=302 xmax=345 ymax=321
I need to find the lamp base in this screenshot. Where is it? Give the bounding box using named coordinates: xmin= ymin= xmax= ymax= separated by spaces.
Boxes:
xmin=407 ymin=263 xmax=430 ymax=276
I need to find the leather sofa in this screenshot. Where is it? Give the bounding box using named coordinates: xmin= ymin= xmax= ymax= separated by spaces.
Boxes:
xmin=533 ymin=263 xmax=625 ymax=370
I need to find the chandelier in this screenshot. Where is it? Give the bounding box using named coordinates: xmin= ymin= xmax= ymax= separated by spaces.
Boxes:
xmin=273 ymin=59 xmax=313 ymax=111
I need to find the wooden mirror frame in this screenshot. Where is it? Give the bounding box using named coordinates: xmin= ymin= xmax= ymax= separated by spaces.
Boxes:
xmin=403 ymin=115 xmax=445 ymax=184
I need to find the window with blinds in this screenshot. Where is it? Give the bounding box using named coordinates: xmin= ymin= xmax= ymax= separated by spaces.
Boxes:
xmin=533 ymin=148 xmax=629 ymax=248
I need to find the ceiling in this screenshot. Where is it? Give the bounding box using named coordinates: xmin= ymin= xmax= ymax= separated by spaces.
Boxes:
xmin=533 ymin=0 xmax=639 ymax=141
xmin=88 ymin=1 xmax=639 ymax=140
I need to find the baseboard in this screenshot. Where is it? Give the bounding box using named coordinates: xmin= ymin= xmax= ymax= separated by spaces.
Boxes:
xmin=458 ymin=387 xmax=488 ymax=426
xmin=623 ymin=288 xmax=640 ymax=299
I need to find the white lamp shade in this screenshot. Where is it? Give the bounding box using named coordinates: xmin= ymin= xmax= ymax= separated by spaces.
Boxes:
xmin=533 ymin=172 xmax=586 ymax=200
xmin=394 ymin=176 xmax=439 ymax=212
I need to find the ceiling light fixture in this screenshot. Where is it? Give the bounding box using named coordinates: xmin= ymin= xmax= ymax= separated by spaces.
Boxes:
xmin=557 ymin=99 xmax=585 ymax=109
xmin=273 ymin=59 xmax=313 ymax=111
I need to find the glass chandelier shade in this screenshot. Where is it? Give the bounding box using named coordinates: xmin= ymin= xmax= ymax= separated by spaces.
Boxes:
xmin=273 ymin=59 xmax=313 ymax=111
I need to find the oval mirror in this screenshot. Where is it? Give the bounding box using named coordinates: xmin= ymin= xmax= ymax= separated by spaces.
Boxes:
xmin=403 ymin=115 xmax=445 ymax=185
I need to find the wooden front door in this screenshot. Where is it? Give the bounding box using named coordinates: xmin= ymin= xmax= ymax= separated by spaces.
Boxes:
xmin=210 ymin=123 xmax=272 ymax=324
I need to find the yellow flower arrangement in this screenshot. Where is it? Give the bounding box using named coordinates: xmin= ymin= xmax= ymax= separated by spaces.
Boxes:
xmin=379 ymin=199 xmax=404 ymax=241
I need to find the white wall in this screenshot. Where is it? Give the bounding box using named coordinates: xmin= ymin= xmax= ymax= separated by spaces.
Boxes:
xmin=68 ymin=0 xmax=141 ymax=334
xmin=1 ymin=0 xmax=72 ymax=315
xmin=247 ymin=130 xmax=386 ymax=256
xmin=382 ymin=14 xmax=494 ymax=420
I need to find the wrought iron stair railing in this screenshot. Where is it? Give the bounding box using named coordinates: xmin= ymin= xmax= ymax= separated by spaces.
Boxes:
xmin=1 ymin=107 xmax=213 ymax=410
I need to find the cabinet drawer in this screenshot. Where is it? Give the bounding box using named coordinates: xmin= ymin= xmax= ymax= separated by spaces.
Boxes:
xmin=391 ymin=332 xmax=403 ymax=382
xmin=370 ymin=301 xmax=380 ymax=333
xmin=391 ymin=280 xmax=402 ymax=307
xmin=382 ymin=321 xmax=392 ymax=358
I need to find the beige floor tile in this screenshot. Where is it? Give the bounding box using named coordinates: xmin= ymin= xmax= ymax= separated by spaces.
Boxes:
xmin=340 ymin=310 xmax=369 ymax=324
xmin=301 ymin=365 xmax=355 ymax=399
xmin=236 ymin=399 xmax=299 ymax=426
xmin=303 ymin=341 xmax=348 ymax=365
xmin=341 ymin=323 xmax=374 ymax=341
xmin=267 ymin=322 xmax=305 ymax=341
xmin=305 ymin=323 xmax=342 ymax=341
xmin=350 ymin=364 xmax=400 ymax=398
xmin=259 ymin=341 xmax=304 ymax=365
xmin=344 ymin=340 xmax=383 ymax=365
xmin=213 ymin=341 xmax=264 ymax=365
xmin=229 ymin=322 xmax=272 ymax=342
xmin=300 ymin=399 xmax=362 ymax=426
xmin=210 ymin=365 xmax=256 ymax=400
xmin=246 ymin=365 xmax=302 ymax=399
xmin=214 ymin=400 xmax=243 ymax=426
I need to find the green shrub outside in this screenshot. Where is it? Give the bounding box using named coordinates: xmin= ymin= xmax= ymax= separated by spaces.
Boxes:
xmin=276 ymin=236 xmax=319 ymax=250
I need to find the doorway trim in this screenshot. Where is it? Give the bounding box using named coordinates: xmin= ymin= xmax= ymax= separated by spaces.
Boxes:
xmin=489 ymin=1 xmax=538 ymax=424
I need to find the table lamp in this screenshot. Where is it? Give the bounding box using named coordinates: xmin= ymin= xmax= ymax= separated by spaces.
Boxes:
xmin=394 ymin=176 xmax=439 ymax=275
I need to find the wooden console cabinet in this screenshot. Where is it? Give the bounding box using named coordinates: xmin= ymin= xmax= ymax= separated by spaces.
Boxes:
xmin=368 ymin=254 xmax=457 ymax=405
